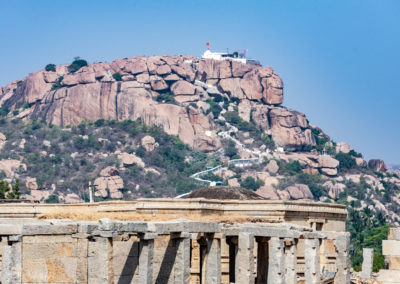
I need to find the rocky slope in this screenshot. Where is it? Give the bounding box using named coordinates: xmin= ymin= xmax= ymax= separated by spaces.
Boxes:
xmin=0 ymin=55 xmax=314 ymax=152
xmin=1 ymin=55 xmax=400 ymax=228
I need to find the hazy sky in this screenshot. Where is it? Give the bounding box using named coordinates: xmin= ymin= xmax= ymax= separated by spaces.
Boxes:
xmin=0 ymin=0 xmax=399 ymax=163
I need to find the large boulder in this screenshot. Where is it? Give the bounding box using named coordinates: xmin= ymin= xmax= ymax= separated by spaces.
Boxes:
xmin=368 ymin=159 xmax=387 ymax=173
xmin=268 ymin=107 xmax=315 ymax=150
xmin=256 ymin=185 xmax=280 ymax=200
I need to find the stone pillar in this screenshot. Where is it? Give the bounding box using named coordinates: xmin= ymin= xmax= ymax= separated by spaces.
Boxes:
xmin=173 ymin=235 xmax=191 ymax=284
xmin=284 ymin=239 xmax=297 ymax=284
xmin=334 ymin=235 xmax=350 ymax=283
xmin=205 ymin=234 xmax=221 ymax=284
xmin=138 ymin=234 xmax=156 ymax=284
xmin=237 ymin=232 xmax=255 ymax=284
xmin=304 ymin=239 xmax=320 ymax=284
xmin=267 ymin=237 xmax=285 ymax=284
xmin=256 ymin=237 xmax=269 ymax=284
xmin=95 ymin=237 xmax=113 ymax=284
xmin=76 ymin=238 xmax=89 ymax=283
xmin=361 ymin=248 xmax=374 ymax=279
xmin=1 ymin=237 xmax=22 ymax=284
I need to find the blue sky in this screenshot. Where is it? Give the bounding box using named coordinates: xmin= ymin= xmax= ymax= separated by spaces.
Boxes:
xmin=0 ymin=0 xmax=399 ymax=163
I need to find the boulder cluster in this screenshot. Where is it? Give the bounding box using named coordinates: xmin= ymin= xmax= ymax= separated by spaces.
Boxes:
xmin=0 ymin=55 xmax=315 ymax=151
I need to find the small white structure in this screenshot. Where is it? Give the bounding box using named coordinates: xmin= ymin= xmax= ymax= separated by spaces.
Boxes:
xmin=202 ymin=49 xmax=260 ymax=65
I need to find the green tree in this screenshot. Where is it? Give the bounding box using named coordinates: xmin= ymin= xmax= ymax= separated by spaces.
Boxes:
xmin=0 ymin=180 xmax=20 ymax=199
xmin=45 ymin=64 xmax=56 ymax=72
xmin=284 ymin=161 xmax=302 ymax=175
xmin=224 ymin=140 xmax=238 ymax=159
xmin=240 ymin=176 xmax=264 ymax=191
xmin=68 ymin=59 xmax=88 ymax=73
xmin=335 ymin=152 xmax=357 ymax=170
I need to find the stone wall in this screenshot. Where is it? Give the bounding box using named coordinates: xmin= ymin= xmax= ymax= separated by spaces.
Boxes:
xmin=0 ymin=218 xmax=350 ymax=284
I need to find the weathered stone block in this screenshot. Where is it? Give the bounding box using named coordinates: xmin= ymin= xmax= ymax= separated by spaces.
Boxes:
xmin=383 ymin=240 xmax=400 ymax=256
xmin=388 ymin=256 xmax=400 ymax=270
xmin=389 ymin=228 xmax=400 ymax=241
xmin=361 ymin=248 xmax=373 ymax=278
xmin=377 ymin=269 xmax=400 ymax=283
xmin=22 ymin=224 xmax=77 ymax=235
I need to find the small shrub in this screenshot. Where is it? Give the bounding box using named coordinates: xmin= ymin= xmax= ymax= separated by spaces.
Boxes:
xmin=261 ymin=134 xmax=275 ymax=149
xmin=67 ymin=59 xmax=88 ymax=73
xmin=12 ymin=109 xmax=19 ymax=116
xmin=45 ymin=64 xmax=56 ymax=72
xmin=45 ymin=194 xmax=59 ymax=203
xmin=0 ymin=107 xmax=9 ymax=117
xmin=156 ymin=92 xmax=176 ymax=104
xmin=240 ymin=176 xmax=264 ymax=191
xmin=335 ymin=152 xmax=357 ymax=170
xmin=17 ymin=80 xmax=23 ymax=87
xmin=112 ymin=72 xmax=122 ymax=81
xmin=51 ymin=76 xmax=64 ymax=90
xmin=224 ymin=140 xmax=238 ymax=159
xmin=284 ymin=161 xmax=302 ymax=175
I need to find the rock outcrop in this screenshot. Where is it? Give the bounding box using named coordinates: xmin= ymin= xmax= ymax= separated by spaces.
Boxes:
xmin=0 ymin=55 xmax=316 ymax=151
xmin=368 ymin=159 xmax=387 ymax=173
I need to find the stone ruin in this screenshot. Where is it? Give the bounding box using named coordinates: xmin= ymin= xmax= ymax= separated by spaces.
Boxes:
xmin=0 ymin=219 xmax=349 ymax=284
xmin=357 ymin=228 xmax=400 ymax=283
xmin=0 ymin=199 xmax=350 ymax=283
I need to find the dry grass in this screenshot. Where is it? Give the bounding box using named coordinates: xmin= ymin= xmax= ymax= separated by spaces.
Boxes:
xmin=38 ymin=208 xmax=277 ymax=224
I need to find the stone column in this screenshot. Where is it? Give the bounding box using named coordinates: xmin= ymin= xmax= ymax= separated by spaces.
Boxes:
xmin=284 ymin=238 xmax=297 ymax=284
xmin=361 ymin=248 xmax=373 ymax=279
xmin=237 ymin=232 xmax=255 ymax=284
xmin=138 ymin=233 xmax=156 ymax=284
xmin=1 ymin=237 xmax=22 ymax=284
xmin=76 ymin=237 xmax=89 ymax=283
xmin=95 ymin=237 xmax=113 ymax=284
xmin=205 ymin=234 xmax=221 ymax=284
xmin=304 ymin=239 xmax=320 ymax=284
xmin=173 ymin=234 xmax=191 ymax=284
xmin=267 ymin=237 xmax=285 ymax=284
xmin=256 ymin=237 xmax=269 ymax=284
xmin=334 ymin=235 xmax=350 ymax=283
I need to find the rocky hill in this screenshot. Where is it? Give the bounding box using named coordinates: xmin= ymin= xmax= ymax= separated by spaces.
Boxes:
xmin=1 ymin=54 xmax=400 ymax=268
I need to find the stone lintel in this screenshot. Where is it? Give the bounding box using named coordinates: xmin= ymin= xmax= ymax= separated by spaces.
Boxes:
xmin=302 ymin=231 xmax=326 ymax=239
xmin=22 ymin=224 xmax=77 ymax=235
xmin=0 ymin=224 xmax=23 ymax=235
xmin=99 ymin=231 xmax=119 ymax=238
xmin=147 ymin=221 xmax=220 ymax=234
xmin=139 ymin=233 xmax=158 ymax=240
xmin=78 ymin=222 xmax=99 ymax=234
xmin=226 ymin=226 xmax=300 ymax=238
xmin=170 ymin=232 xmax=190 ymax=239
